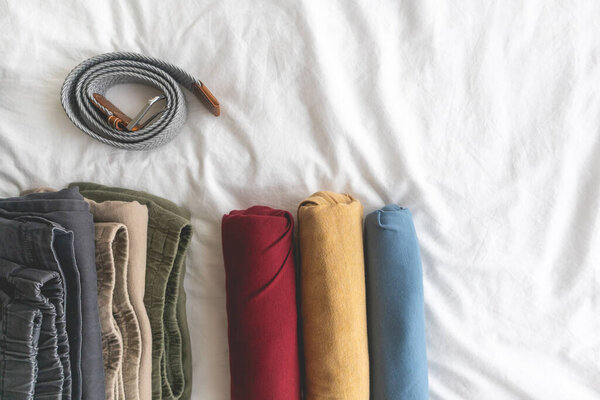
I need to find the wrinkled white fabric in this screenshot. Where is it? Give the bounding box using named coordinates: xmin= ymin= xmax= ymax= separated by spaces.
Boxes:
xmin=0 ymin=1 xmax=599 ymax=399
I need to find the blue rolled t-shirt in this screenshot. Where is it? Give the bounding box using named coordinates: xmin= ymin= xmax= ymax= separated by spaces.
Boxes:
xmin=365 ymin=205 xmax=429 ymax=400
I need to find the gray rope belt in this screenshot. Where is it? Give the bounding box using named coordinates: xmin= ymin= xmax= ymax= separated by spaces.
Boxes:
xmin=61 ymin=52 xmax=220 ymax=150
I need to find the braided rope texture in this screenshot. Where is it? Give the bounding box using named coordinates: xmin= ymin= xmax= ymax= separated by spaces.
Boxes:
xmin=61 ymin=52 xmax=200 ymax=150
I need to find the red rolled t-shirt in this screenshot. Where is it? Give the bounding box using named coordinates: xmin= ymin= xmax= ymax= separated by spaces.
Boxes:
xmin=221 ymin=206 xmax=301 ymax=400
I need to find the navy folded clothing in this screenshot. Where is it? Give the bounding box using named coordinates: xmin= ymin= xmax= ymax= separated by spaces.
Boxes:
xmin=364 ymin=205 xmax=429 ymax=400
xmin=0 ymin=216 xmax=78 ymax=387
xmin=0 ymin=187 xmax=104 ymax=400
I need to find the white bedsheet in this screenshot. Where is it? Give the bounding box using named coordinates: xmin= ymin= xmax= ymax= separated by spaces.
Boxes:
xmin=1 ymin=1 xmax=599 ymax=399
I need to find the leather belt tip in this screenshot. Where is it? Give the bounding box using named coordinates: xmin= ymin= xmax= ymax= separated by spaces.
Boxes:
xmin=194 ymin=82 xmax=220 ymax=117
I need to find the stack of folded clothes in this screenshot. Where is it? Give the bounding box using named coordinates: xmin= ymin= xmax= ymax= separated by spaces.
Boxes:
xmin=0 ymin=185 xmax=429 ymax=400
xmin=0 ymin=184 xmax=193 ymax=400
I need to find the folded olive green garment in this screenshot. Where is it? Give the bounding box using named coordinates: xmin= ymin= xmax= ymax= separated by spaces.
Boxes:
xmin=87 ymin=199 xmax=150 ymax=400
xmin=298 ymin=191 xmax=370 ymax=400
xmin=70 ymin=183 xmax=192 ymax=400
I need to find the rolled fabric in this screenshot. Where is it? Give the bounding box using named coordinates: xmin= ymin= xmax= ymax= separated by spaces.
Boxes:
xmin=87 ymin=199 xmax=148 ymax=400
xmin=221 ymin=206 xmax=301 ymax=400
xmin=0 ymin=188 xmax=104 ymax=400
xmin=297 ymin=191 xmax=370 ymax=400
xmin=0 ymin=215 xmax=76 ymax=399
xmin=364 ymin=205 xmax=429 ymax=400
xmin=0 ymin=291 xmax=42 ymax=400
xmin=70 ymin=182 xmax=193 ymax=400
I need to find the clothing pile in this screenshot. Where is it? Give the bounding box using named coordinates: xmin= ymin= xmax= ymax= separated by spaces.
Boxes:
xmin=222 ymin=191 xmax=429 ymax=400
xmin=0 ymin=184 xmax=193 ymax=400
xmin=0 ymin=185 xmax=427 ymax=400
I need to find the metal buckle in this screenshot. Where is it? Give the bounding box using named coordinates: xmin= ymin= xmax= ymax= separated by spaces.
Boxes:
xmin=126 ymin=95 xmax=167 ymax=131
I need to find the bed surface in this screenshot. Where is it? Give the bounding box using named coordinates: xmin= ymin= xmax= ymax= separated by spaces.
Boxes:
xmin=1 ymin=1 xmax=599 ymax=399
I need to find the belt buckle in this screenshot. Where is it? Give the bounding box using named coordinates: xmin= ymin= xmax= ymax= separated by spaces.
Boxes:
xmin=126 ymin=95 xmax=167 ymax=132
xmin=91 ymin=93 xmax=167 ymax=132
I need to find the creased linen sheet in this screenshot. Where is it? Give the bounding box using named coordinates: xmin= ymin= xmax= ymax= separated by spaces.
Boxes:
xmin=1 ymin=1 xmax=599 ymax=399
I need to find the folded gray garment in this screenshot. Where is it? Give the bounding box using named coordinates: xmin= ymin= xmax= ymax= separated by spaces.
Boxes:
xmin=0 ymin=187 xmax=105 ymax=400
xmin=0 ymin=258 xmax=68 ymax=400
xmin=0 ymin=216 xmax=75 ymax=399
xmin=0 ymin=290 xmax=42 ymax=400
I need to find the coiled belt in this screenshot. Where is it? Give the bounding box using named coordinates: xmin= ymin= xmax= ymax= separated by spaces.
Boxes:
xmin=61 ymin=52 xmax=220 ymax=150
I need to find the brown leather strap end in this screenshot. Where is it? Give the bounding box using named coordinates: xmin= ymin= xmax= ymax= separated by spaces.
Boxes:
xmin=192 ymin=82 xmax=220 ymax=116
xmin=91 ymin=93 xmax=132 ymax=130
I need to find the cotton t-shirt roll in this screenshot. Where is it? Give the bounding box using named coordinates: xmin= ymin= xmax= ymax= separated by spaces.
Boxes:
xmin=221 ymin=206 xmax=301 ymax=400
xmin=297 ymin=191 xmax=370 ymax=400
xmin=364 ymin=205 xmax=428 ymax=400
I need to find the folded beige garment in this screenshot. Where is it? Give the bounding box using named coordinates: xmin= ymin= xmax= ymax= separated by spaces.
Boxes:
xmin=87 ymin=199 xmax=150 ymax=400
xmin=298 ymin=191 xmax=370 ymax=400
xmin=95 ymin=222 xmax=128 ymax=400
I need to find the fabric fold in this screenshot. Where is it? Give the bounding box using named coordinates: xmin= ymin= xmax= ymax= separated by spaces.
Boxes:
xmin=297 ymin=191 xmax=370 ymax=400
xmin=86 ymin=199 xmax=148 ymax=400
xmin=95 ymin=223 xmax=130 ymax=400
xmin=0 ymin=291 xmax=42 ymax=400
xmin=0 ymin=259 xmax=68 ymax=400
xmin=69 ymin=182 xmax=192 ymax=400
xmin=365 ymin=205 xmax=428 ymax=400
xmin=222 ymin=206 xmax=301 ymax=400
xmin=0 ymin=215 xmax=76 ymax=400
